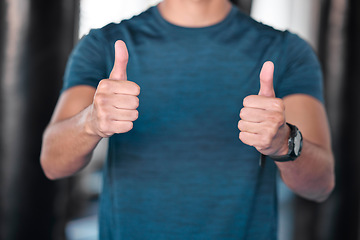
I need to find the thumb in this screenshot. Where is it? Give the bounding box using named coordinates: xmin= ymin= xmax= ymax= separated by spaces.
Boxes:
xmin=109 ymin=40 xmax=128 ymax=80
xmin=258 ymin=61 xmax=275 ymax=97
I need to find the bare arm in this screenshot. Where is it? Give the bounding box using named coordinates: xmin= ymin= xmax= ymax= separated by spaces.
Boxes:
xmin=40 ymin=41 xmax=140 ymax=180
xmin=41 ymin=86 xmax=100 ymax=179
xmin=276 ymin=94 xmax=334 ymax=202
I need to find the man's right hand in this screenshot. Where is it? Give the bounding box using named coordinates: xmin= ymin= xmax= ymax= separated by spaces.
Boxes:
xmin=86 ymin=40 xmax=140 ymax=138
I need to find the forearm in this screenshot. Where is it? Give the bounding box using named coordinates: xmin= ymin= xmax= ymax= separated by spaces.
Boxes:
xmin=40 ymin=106 xmax=102 ymax=180
xmin=275 ymin=139 xmax=335 ymax=202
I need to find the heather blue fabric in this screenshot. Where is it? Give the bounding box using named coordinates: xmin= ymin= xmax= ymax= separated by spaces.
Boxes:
xmin=62 ymin=5 xmax=324 ymax=240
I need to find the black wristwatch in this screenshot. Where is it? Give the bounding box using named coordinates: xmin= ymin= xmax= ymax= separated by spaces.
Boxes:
xmin=269 ymin=123 xmax=303 ymax=162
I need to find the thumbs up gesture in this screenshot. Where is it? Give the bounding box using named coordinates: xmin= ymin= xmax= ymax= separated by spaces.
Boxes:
xmin=87 ymin=40 xmax=140 ymax=138
xmin=238 ymin=61 xmax=290 ymax=156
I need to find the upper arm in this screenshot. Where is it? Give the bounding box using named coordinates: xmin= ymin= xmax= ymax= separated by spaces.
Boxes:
xmin=283 ymin=94 xmax=332 ymax=151
xmin=50 ymin=85 xmax=96 ymax=124
xmin=277 ymin=32 xmax=330 ymax=150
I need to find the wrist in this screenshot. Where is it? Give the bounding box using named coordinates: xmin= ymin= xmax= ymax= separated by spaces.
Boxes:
xmin=269 ymin=123 xmax=303 ymax=162
xmin=82 ymin=106 xmax=102 ymax=139
xmin=276 ymin=123 xmax=291 ymax=156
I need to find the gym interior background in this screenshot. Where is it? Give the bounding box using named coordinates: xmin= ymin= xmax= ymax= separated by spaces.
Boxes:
xmin=0 ymin=0 xmax=359 ymax=239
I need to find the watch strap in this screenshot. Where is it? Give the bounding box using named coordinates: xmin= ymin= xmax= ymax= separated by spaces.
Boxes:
xmin=269 ymin=123 xmax=302 ymax=162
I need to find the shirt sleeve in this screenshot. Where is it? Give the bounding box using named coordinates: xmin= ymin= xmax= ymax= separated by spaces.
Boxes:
xmin=61 ymin=29 xmax=109 ymax=92
xmin=275 ymin=31 xmax=324 ymax=103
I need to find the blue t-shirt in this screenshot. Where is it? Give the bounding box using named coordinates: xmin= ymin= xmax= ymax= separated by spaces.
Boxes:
xmin=63 ymin=5 xmax=323 ymax=240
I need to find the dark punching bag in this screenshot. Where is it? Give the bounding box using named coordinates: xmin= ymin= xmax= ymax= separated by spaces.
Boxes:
xmin=335 ymin=0 xmax=360 ymax=238
xmin=293 ymin=0 xmax=360 ymax=239
xmin=0 ymin=1 xmax=79 ymax=239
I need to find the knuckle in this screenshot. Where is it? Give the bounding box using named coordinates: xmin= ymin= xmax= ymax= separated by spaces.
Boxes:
xmin=95 ymin=94 xmax=107 ymax=106
xmin=272 ymin=98 xmax=285 ymax=111
xmin=122 ymin=121 xmax=134 ymax=132
xmin=127 ymin=110 xmax=138 ymax=121
xmin=133 ymin=110 xmax=139 ymax=120
xmin=268 ymin=127 xmax=277 ymax=139
xmin=98 ymin=119 xmax=109 ymax=133
xmin=115 ymin=121 xmax=133 ymax=134
xmin=133 ymin=84 xmax=141 ymax=95
xmin=126 ymin=81 xmax=141 ymax=95
xmin=238 ymin=121 xmax=241 ymax=130
xmin=266 ymin=112 xmax=282 ymax=124
xmin=243 ymin=96 xmax=251 ymax=106
xmin=239 ymin=132 xmax=253 ymax=146
xmin=239 ymin=108 xmax=245 ymax=119
xmin=132 ymin=97 xmax=140 ymax=108
xmin=238 ymin=120 xmax=246 ymax=131
xmin=264 ymin=124 xmax=276 ymax=138
xmin=261 ymin=136 xmax=272 ymax=149
xmin=98 ymin=80 xmax=110 ymax=91
xmin=275 ymin=114 xmax=285 ymax=127
xmin=266 ymin=112 xmax=284 ymax=126
xmin=95 ymin=108 xmax=105 ymax=121
xmin=239 ymin=131 xmax=245 ymax=141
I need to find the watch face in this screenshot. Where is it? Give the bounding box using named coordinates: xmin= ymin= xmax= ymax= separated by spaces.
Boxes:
xmin=294 ymin=131 xmax=302 ymax=156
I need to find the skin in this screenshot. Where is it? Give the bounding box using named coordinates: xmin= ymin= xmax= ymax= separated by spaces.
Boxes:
xmin=41 ymin=41 xmax=139 ymax=178
xmin=157 ymin=0 xmax=232 ymax=27
xmin=40 ymin=0 xmax=334 ymax=202
xmin=238 ymin=62 xmax=334 ymax=202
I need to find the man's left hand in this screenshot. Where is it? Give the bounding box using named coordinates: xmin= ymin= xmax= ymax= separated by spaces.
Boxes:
xmin=238 ymin=61 xmax=290 ymax=156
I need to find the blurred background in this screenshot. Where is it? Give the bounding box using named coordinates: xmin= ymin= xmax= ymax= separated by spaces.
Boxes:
xmin=0 ymin=0 xmax=359 ymax=239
